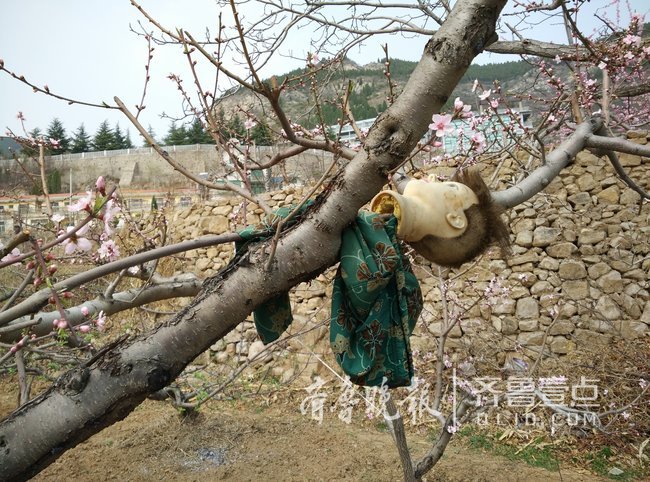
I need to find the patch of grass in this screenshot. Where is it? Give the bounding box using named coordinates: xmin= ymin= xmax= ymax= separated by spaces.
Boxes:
xmin=582 ymin=446 xmax=645 ymax=481
xmin=458 ymin=428 xmax=559 ymax=472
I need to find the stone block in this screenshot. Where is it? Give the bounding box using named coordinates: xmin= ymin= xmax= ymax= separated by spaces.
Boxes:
xmin=549 ymin=320 xmax=575 ymax=335
xmin=558 ymin=260 xmax=587 ymax=280
xmin=517 ymin=331 xmax=544 ymax=346
xmin=620 ymin=321 xmax=648 ymax=339
xmin=533 ymin=227 xmax=561 ymax=247
xmin=516 ymin=297 xmax=540 ymax=319
xmin=546 ymin=242 xmax=577 ymax=258
xmin=573 ymin=329 xmax=612 ymax=346
xmin=578 ymin=228 xmax=607 ymax=246
xmin=550 ymin=336 xmax=576 ymax=354
xmin=597 ymin=270 xmax=623 ymax=294
xmin=562 ymin=280 xmax=590 ymax=299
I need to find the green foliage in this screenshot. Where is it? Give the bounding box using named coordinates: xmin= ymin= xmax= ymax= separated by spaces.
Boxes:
xmin=46 ymin=118 xmax=70 ymax=154
xmin=250 ymin=122 xmax=272 ymax=145
xmin=186 ymin=118 xmax=214 ymax=144
xmin=142 ymin=125 xmax=158 ymax=147
xmin=70 ymin=123 xmax=91 ymax=153
xmin=47 ymin=169 xmax=62 ymax=194
xmin=151 ymin=196 xmax=158 ymax=211
xmin=163 ymin=121 xmax=189 ymax=145
xmin=92 ymin=120 xmax=116 ymax=151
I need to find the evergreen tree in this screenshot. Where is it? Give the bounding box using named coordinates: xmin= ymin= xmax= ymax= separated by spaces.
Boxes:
xmin=124 ymin=129 xmax=134 ymax=149
xmin=45 ymin=118 xmax=70 ymax=154
xmin=163 ymin=121 xmax=188 ymax=145
xmin=142 ymin=125 xmax=158 ymax=147
xmin=92 ymin=120 xmax=116 ymax=151
xmin=113 ymin=123 xmax=126 ymax=149
xmin=47 ymin=169 xmax=62 ymax=194
xmin=251 ymin=123 xmax=272 ymax=145
xmin=226 ymin=114 xmax=245 ymax=141
xmin=70 ymin=124 xmax=92 ymax=153
xmin=186 ymin=118 xmax=213 ymax=144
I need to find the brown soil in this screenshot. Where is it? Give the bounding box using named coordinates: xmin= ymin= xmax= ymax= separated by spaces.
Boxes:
xmin=17 ymin=397 xmax=604 ymax=482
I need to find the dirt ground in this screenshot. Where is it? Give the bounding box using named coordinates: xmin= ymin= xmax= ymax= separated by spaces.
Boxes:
xmin=3 ymin=394 xmax=603 ymax=482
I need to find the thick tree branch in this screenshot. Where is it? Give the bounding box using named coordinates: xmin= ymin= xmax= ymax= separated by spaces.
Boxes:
xmin=0 ymin=1 xmax=508 ymax=478
xmin=492 ymin=118 xmax=602 ymax=209
xmin=0 ymin=274 xmax=202 ymax=343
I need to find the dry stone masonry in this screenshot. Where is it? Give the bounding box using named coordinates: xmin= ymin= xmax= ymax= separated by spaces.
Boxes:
xmin=164 ymin=135 xmax=648 ymax=373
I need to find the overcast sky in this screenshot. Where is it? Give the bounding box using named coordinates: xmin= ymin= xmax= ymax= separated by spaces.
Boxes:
xmin=1 ymin=1 xmax=647 ymax=145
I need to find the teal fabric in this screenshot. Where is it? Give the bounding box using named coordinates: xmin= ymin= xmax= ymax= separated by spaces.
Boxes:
xmin=236 ymin=208 xmax=422 ymax=388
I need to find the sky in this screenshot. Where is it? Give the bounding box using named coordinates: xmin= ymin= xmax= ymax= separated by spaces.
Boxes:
xmin=1 ymin=0 xmax=647 ymax=144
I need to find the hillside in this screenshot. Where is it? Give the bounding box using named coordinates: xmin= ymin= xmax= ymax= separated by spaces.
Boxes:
xmin=220 ymin=57 xmax=536 ymax=129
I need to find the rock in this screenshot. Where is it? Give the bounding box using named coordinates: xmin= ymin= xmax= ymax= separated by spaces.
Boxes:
xmin=567 ymin=192 xmax=592 ymax=206
xmin=546 ymin=242 xmax=577 ymax=258
xmin=577 ymin=228 xmax=607 ymax=246
xmin=518 ymin=319 xmax=538 ymax=332
xmin=576 ymin=174 xmax=597 ymax=191
xmin=597 ymin=270 xmax=623 ymax=294
xmin=620 ymin=189 xmax=641 ymax=204
xmin=539 ymin=257 xmax=560 ymax=271
xmin=515 ymin=231 xmax=533 ymax=247
xmin=530 ymin=280 xmax=554 ymax=296
xmin=517 ymin=331 xmax=544 ymax=346
xmin=618 ymin=153 xmax=642 ymax=167
xmin=573 ymin=329 xmax=612 ymax=346
xmin=595 ymin=296 xmax=621 ymax=320
xmin=550 ymin=336 xmax=575 ymax=354
xmin=588 ymin=262 xmax=611 ymax=279
xmin=516 ymin=298 xmax=539 ymax=319
xmin=248 ymin=340 xmax=272 ymax=363
xmin=621 ymin=321 xmax=647 ymax=339
xmin=562 ymin=280 xmax=589 ymax=299
xmin=558 ymin=260 xmax=587 ymax=280
xmin=597 ymin=185 xmax=620 ymax=204
xmin=532 ymin=227 xmax=561 ymax=247
xmin=642 ymin=301 xmax=650 ymax=325
xmin=494 ymin=316 xmax=518 ymax=335
xmin=492 ymin=299 xmax=516 ymax=315
xmin=549 ymin=320 xmax=575 ymax=335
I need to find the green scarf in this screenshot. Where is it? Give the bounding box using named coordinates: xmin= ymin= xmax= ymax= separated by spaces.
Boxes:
xmin=237 ymin=207 xmax=422 ymax=387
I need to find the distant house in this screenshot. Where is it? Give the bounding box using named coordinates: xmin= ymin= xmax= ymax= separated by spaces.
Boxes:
xmin=0 ymin=137 xmax=22 ymax=159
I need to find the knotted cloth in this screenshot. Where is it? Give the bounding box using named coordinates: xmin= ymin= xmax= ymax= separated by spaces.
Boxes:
xmin=236 ymin=207 xmax=422 ymax=388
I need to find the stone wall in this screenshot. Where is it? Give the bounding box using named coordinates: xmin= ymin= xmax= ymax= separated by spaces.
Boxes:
xmin=158 ymin=136 xmax=649 ymax=375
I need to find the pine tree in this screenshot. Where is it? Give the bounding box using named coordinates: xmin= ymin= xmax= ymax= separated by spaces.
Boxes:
xmin=226 ymin=114 xmax=245 ymax=141
xmin=45 ymin=118 xmax=70 ymax=154
xmin=163 ymin=122 xmax=188 ymax=145
xmin=124 ymin=129 xmax=134 ymax=149
xmin=70 ymin=124 xmax=92 ymax=153
xmin=92 ymin=120 xmax=116 ymax=151
xmin=186 ymin=118 xmax=213 ymax=144
xmin=113 ymin=123 xmax=126 ymax=149
xmin=142 ymin=125 xmax=158 ymax=147
xmin=251 ymin=123 xmax=272 ymax=146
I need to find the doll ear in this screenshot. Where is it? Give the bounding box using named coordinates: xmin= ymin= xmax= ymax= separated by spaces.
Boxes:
xmin=446 ymin=211 xmax=468 ymax=230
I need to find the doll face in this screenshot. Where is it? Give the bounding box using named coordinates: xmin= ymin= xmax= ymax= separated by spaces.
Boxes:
xmin=406 ymin=179 xmax=479 ymax=239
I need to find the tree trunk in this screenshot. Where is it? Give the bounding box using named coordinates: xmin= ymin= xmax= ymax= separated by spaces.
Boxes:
xmin=0 ymin=1 xmax=507 ymax=479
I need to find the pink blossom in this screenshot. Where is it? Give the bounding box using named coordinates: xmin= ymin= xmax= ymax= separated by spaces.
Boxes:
xmin=68 ymin=191 xmax=93 ymax=213
xmin=51 ymin=213 xmax=65 ymax=224
xmin=78 ymin=324 xmax=91 ymax=333
xmin=308 ymin=52 xmax=319 ymax=65
xmin=470 ymin=131 xmax=486 ymax=151
xmin=244 ymin=118 xmax=257 ymax=130
xmin=95 ymin=310 xmax=106 ymax=331
xmin=478 ymin=89 xmax=491 ymax=101
xmin=1 ymin=247 xmax=21 ymax=263
xmin=62 ymin=224 xmax=92 ymax=255
xmin=95 ymin=176 xmax=106 ymax=194
xmin=102 ymin=198 xmax=121 ymax=235
xmin=598 ymin=61 xmax=607 ymax=70
xmin=429 ymin=114 xmax=455 ymax=137
xmin=489 ymin=99 xmax=499 ymax=109
xmin=98 ymin=239 xmax=120 ymax=262
xmin=622 ymin=34 xmax=642 ymax=47
xmin=471 ymin=79 xmax=479 ymax=93
xmin=81 ymin=306 xmax=90 ymax=317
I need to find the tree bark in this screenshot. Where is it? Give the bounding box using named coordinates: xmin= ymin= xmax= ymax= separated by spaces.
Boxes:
xmin=0 ymin=1 xmax=508 ymax=479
